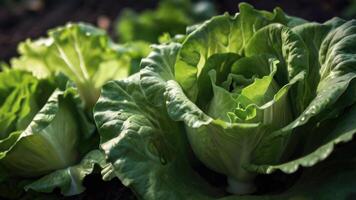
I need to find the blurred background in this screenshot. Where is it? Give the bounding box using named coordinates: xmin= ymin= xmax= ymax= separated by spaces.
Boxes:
xmin=0 ymin=0 xmax=354 ymax=61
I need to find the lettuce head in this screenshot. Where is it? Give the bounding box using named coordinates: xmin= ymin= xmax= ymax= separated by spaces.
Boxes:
xmin=0 ymin=69 xmax=108 ymax=197
xmin=94 ymin=3 xmax=356 ymax=199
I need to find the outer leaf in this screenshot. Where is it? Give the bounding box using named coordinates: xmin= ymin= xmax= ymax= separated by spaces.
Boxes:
xmin=248 ymin=19 xmax=356 ymax=174
xmin=25 ymin=150 xmax=107 ymax=196
xmin=247 ymin=104 xmax=356 ymax=174
xmin=222 ymin=141 xmax=356 ymax=200
xmin=94 ymin=74 xmax=217 ymax=200
xmin=140 ymin=43 xmax=181 ymax=106
xmin=165 ymin=80 xmax=212 ymax=128
xmin=1 ymin=90 xmax=80 ymax=177
xmin=292 ymin=18 xmax=346 ymax=99
xmin=0 ymin=86 xmax=98 ymax=196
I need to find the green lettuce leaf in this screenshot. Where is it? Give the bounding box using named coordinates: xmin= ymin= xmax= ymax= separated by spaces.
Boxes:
xmin=222 ymin=141 xmax=356 ymax=200
xmin=24 ymin=150 xmax=107 ymax=196
xmin=0 ymin=70 xmax=103 ymax=196
xmin=94 ymin=74 xmax=218 ymax=200
xmin=247 ymin=19 xmax=356 ymax=175
xmin=11 ymin=23 xmax=133 ymax=109
xmin=0 ymin=89 xmax=94 ymax=176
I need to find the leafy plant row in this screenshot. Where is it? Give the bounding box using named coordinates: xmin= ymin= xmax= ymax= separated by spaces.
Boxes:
xmin=1 ymin=1 xmax=356 ymax=200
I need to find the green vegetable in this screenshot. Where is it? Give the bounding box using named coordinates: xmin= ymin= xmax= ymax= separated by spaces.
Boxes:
xmin=94 ymin=3 xmax=356 ymax=199
xmin=0 ymin=69 xmax=108 ymax=196
xmin=2 ymin=21 xmax=150 ymax=198
xmin=11 ymin=23 xmax=137 ymax=109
